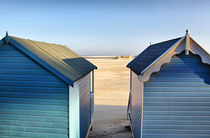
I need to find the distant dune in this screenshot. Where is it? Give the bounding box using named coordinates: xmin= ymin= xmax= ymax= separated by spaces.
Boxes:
xmin=84 ymin=56 xmax=134 ymax=60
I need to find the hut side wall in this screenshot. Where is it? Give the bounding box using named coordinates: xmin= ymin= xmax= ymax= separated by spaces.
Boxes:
xmin=0 ymin=43 xmax=69 ymax=137
xmin=142 ymin=53 xmax=210 ymax=138
xmin=130 ymin=71 xmax=144 ymax=138
xmin=78 ymin=73 xmax=91 ymax=138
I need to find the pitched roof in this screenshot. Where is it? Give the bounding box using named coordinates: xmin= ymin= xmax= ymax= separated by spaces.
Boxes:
xmin=0 ymin=35 xmax=97 ymax=86
xmin=127 ymin=37 xmax=182 ymax=75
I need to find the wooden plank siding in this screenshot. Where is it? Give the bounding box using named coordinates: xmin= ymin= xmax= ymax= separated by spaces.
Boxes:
xmin=0 ymin=44 xmax=69 ymax=137
xmin=130 ymin=71 xmax=143 ymax=138
xmin=142 ymin=53 xmax=210 ymax=138
xmin=90 ymin=71 xmax=94 ymax=121
xmin=78 ymin=73 xmax=91 ymax=138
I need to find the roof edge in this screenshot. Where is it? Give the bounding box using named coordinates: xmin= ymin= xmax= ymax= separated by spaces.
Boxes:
xmin=1 ymin=36 xmax=75 ymax=86
xmin=140 ymin=36 xmax=186 ymax=74
xmin=190 ymin=37 xmax=210 ymax=65
xmin=137 ymin=35 xmax=210 ymax=82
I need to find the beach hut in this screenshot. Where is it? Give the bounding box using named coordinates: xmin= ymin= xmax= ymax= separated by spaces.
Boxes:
xmin=0 ymin=33 xmax=97 ymax=138
xmin=127 ymin=30 xmax=210 ymax=138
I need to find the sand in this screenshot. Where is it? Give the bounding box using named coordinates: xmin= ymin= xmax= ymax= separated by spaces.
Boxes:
xmin=87 ymin=58 xmax=133 ymax=138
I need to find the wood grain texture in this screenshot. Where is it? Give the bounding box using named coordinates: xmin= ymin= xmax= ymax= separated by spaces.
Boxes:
xmin=0 ymin=44 xmax=69 ymax=138
xmin=142 ymin=53 xmax=210 ymax=138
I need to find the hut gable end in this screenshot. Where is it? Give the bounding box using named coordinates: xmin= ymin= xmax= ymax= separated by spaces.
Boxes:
xmin=0 ymin=34 xmax=97 ymax=86
xmin=127 ymin=31 xmax=210 ymax=138
xmin=0 ymin=43 xmax=69 ymax=137
xmin=127 ymin=32 xmax=210 ymax=82
xmin=142 ymin=52 xmax=210 ymax=137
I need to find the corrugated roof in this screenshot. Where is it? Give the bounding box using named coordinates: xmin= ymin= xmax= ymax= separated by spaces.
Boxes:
xmin=127 ymin=37 xmax=182 ymax=75
xmin=10 ymin=36 xmax=97 ymax=83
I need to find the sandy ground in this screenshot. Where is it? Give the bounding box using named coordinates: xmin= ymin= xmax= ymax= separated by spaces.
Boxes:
xmin=87 ymin=58 xmax=133 ymax=138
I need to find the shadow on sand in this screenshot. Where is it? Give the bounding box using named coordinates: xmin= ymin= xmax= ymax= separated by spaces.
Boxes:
xmin=88 ymin=105 xmax=132 ymax=138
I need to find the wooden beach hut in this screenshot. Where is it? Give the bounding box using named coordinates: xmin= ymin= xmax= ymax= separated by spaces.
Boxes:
xmin=0 ymin=33 xmax=97 ymax=138
xmin=127 ymin=30 xmax=210 ymax=138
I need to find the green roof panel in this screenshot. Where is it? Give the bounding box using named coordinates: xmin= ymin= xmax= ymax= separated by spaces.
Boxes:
xmin=9 ymin=36 xmax=97 ymax=83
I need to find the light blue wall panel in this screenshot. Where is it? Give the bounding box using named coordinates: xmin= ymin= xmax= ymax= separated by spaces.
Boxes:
xmin=0 ymin=44 xmax=69 ymax=137
xmin=142 ymin=53 xmax=210 ymax=138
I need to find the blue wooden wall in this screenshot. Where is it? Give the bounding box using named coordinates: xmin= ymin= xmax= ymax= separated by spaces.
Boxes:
xmin=79 ymin=73 xmax=91 ymax=138
xmin=0 ymin=44 xmax=69 ymax=137
xmin=130 ymin=71 xmax=143 ymax=138
xmin=142 ymin=53 xmax=210 ymax=138
xmin=90 ymin=92 xmax=94 ymax=121
xmin=90 ymin=71 xmax=94 ymax=122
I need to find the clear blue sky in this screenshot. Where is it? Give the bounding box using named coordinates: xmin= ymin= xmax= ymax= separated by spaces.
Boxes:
xmin=0 ymin=0 xmax=210 ymax=56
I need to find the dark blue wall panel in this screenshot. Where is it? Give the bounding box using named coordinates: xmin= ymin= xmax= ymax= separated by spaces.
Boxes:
xmin=0 ymin=44 xmax=69 ymax=137
xmin=79 ymin=73 xmax=91 ymax=138
xmin=142 ymin=53 xmax=210 ymax=138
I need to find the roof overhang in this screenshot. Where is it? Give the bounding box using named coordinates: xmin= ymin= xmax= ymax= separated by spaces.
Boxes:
xmin=138 ymin=32 xmax=210 ymax=82
xmin=0 ymin=34 xmax=75 ymax=86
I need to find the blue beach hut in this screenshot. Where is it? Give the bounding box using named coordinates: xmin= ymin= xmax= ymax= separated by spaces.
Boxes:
xmin=0 ymin=33 xmax=97 ymax=138
xmin=127 ymin=30 xmax=210 ymax=138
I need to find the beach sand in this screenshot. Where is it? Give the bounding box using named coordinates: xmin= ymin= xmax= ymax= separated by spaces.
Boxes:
xmin=87 ymin=58 xmax=133 ymax=138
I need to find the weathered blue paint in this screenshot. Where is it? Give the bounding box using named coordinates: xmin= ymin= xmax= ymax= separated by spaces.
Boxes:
xmin=79 ymin=73 xmax=91 ymax=138
xmin=0 ymin=44 xmax=69 ymax=137
xmin=142 ymin=53 xmax=210 ymax=138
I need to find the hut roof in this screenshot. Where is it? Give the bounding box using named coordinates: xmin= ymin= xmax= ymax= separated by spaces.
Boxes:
xmin=127 ymin=37 xmax=181 ymax=75
xmin=0 ymin=34 xmax=97 ymax=86
xmin=127 ymin=31 xmax=210 ymax=81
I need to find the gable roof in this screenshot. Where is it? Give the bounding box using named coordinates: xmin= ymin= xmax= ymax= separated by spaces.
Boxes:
xmin=0 ymin=34 xmax=97 ymax=86
xmin=127 ymin=37 xmax=182 ymax=75
xmin=127 ymin=31 xmax=210 ymax=82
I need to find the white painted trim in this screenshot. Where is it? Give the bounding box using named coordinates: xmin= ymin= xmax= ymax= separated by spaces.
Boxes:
xmin=69 ymin=84 xmax=80 ymax=138
xmin=138 ymin=35 xmax=210 ymax=82
xmin=141 ymin=36 xmax=186 ymax=74
xmin=138 ymin=37 xmax=186 ymax=82
xmin=190 ymin=37 xmax=210 ymax=65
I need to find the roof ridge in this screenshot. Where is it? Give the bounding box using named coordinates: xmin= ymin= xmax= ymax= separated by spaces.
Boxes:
xmin=8 ymin=35 xmax=96 ymax=84
xmin=149 ymin=37 xmax=182 ymax=47
xmin=127 ymin=37 xmax=182 ymax=75
xmin=11 ymin=35 xmax=67 ymax=48
xmin=48 ymin=43 xmax=91 ymax=74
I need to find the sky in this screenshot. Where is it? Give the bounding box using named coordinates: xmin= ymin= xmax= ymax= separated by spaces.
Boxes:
xmin=0 ymin=0 xmax=210 ymax=56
